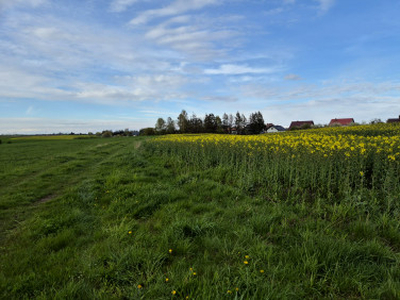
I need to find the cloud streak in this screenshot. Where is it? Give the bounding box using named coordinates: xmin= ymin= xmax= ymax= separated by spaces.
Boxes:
xmin=129 ymin=0 xmax=219 ymax=25
xmin=204 ymin=64 xmax=280 ymax=75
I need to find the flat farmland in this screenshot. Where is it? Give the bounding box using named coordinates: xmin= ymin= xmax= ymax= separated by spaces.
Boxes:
xmin=1 ymin=125 xmax=400 ymax=299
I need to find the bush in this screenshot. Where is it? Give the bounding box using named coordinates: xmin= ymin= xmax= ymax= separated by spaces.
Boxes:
xmin=102 ymin=130 xmax=113 ymax=138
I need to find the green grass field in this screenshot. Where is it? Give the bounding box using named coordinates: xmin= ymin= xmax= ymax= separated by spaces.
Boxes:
xmin=1 ymin=129 xmax=400 ymax=299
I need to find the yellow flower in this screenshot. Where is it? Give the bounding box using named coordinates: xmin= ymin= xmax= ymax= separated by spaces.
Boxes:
xmin=244 ymin=261 xmax=249 ymax=265
xmin=169 ymin=249 xmax=173 ymax=254
xmin=235 ymin=287 xmax=239 ymax=291
xmin=128 ymin=231 xmax=132 ymax=234
xmin=244 ymin=255 xmax=250 ymax=259
xmin=137 ymin=284 xmax=142 ymax=289
xmin=260 ymin=269 xmax=265 ymax=273
xmin=165 ymin=278 xmax=169 ymax=282
xmin=359 ymin=171 xmax=364 ymax=176
xmin=189 ymin=267 xmax=193 ymax=271
xmin=193 ymin=272 xmax=196 ymax=276
xmin=172 ymin=290 xmax=176 ymax=295
xmin=227 ymin=290 xmax=232 ymax=294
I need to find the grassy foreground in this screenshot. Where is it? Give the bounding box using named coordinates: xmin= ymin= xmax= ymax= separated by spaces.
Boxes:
xmin=1 ymin=129 xmax=400 ymax=299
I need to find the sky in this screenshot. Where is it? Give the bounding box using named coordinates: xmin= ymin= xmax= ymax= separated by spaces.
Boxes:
xmin=1 ymin=0 xmax=400 ymax=134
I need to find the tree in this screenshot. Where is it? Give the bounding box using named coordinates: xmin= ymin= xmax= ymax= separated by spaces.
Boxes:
xmin=102 ymin=130 xmax=113 ymax=138
xmin=139 ymin=127 xmax=156 ymax=136
xmin=228 ymin=114 xmax=234 ymax=133
xmin=215 ymin=115 xmax=223 ymax=133
xmin=248 ymin=111 xmax=265 ymax=134
xmin=222 ymin=113 xmax=229 ymax=132
xmin=124 ymin=128 xmax=132 ymax=136
xmin=155 ymin=118 xmax=166 ymax=134
xmin=204 ymin=113 xmax=217 ymax=133
xmin=177 ymin=110 xmax=189 ymax=133
xmin=235 ymin=112 xmax=243 ymax=134
xmin=166 ymin=117 xmax=175 ymax=134
xmin=189 ymin=113 xmax=203 ymax=133
xmin=241 ymin=113 xmax=247 ymax=129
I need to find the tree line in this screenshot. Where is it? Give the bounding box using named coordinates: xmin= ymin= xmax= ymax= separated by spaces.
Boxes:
xmin=140 ymin=110 xmax=265 ymax=135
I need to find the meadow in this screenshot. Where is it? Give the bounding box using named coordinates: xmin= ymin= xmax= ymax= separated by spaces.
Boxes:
xmin=1 ymin=124 xmax=400 ymax=299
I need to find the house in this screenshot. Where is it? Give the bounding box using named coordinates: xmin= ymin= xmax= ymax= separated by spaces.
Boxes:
xmin=387 ymin=115 xmax=400 ymax=123
xmin=329 ymin=118 xmax=354 ymax=126
xmin=265 ymin=123 xmax=274 ymax=130
xmin=267 ymin=125 xmax=286 ymax=133
xmin=288 ymin=120 xmax=314 ymax=130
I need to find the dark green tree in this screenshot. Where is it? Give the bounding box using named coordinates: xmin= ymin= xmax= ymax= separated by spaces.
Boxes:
xmin=215 ymin=115 xmax=223 ymax=133
xmin=248 ymin=111 xmax=265 ymax=134
xmin=166 ymin=117 xmax=175 ymax=134
xmin=235 ymin=112 xmax=243 ymax=134
xmin=177 ymin=110 xmax=189 ymax=133
xmin=204 ymin=113 xmax=217 ymax=133
xmin=189 ymin=113 xmax=203 ymax=133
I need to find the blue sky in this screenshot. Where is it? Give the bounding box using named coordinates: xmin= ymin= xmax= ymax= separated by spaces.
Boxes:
xmin=1 ymin=0 xmax=400 ymax=134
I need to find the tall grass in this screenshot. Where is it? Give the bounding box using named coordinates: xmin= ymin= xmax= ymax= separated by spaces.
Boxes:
xmin=1 ymin=126 xmax=400 ymax=299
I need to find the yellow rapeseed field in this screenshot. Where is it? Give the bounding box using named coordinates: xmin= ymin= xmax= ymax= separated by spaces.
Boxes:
xmin=152 ymin=123 xmax=400 ymax=161
xmin=148 ymin=123 xmax=400 ymax=201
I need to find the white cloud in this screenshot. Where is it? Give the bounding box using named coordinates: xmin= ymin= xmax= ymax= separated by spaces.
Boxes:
xmin=143 ymin=15 xmax=238 ymax=60
xmin=129 ymin=0 xmax=219 ymax=25
xmin=204 ymin=64 xmax=279 ymax=75
xmin=74 ymin=74 xmax=189 ymax=103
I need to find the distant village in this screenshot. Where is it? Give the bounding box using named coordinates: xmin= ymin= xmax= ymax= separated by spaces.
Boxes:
xmin=138 ymin=111 xmax=400 ymax=136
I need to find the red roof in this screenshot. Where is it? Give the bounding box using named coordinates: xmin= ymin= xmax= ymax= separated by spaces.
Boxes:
xmin=329 ymin=118 xmax=354 ymax=126
xmin=289 ymin=120 xmax=314 ymax=129
xmin=387 ymin=116 xmax=400 ymax=123
xmin=265 ymin=123 xmax=274 ymax=130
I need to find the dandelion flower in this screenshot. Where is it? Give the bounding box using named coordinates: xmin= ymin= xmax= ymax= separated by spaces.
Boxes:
xmin=359 ymin=171 xmax=364 ymax=176
xmin=260 ymin=270 xmax=265 ymax=273
xmin=245 ymin=255 xmax=250 ymax=259
xmin=227 ymin=290 xmax=232 ymax=294
xmin=244 ymin=260 xmax=249 ymax=265
xmin=193 ymin=272 xmax=196 ymax=276
xmin=137 ymin=284 xmax=142 ymax=289
xmin=165 ymin=278 xmax=169 ymax=282
xmin=169 ymin=249 xmax=173 ymax=254
xmin=128 ymin=231 xmax=132 ymax=234
xmin=235 ymin=287 xmax=239 ymax=291
xmin=172 ymin=290 xmax=176 ymax=295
